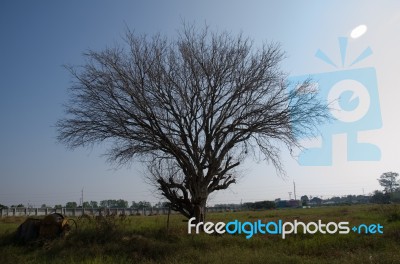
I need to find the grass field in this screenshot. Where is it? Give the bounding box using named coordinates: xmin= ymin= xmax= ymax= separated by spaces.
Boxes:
xmin=1 ymin=204 xmax=400 ymax=264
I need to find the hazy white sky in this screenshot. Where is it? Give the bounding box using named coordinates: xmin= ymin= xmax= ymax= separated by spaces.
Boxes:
xmin=1 ymin=0 xmax=399 ymax=207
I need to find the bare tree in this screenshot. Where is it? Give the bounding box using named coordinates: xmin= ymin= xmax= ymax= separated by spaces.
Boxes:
xmin=57 ymin=25 xmax=329 ymax=222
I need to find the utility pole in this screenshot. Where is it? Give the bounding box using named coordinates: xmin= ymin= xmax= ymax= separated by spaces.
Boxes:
xmin=81 ymin=187 xmax=84 ymax=209
xmin=293 ymin=181 xmax=297 ymax=201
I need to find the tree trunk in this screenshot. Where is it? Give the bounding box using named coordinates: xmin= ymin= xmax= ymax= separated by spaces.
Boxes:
xmin=193 ymin=198 xmax=207 ymax=223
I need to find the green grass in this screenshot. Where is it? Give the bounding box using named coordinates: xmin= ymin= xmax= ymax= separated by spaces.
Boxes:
xmin=1 ymin=204 xmax=400 ymax=264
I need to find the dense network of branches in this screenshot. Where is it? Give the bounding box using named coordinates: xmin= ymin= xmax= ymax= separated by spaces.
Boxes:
xmin=57 ymin=25 xmax=329 ymax=220
xmin=378 ymin=172 xmax=400 ymax=194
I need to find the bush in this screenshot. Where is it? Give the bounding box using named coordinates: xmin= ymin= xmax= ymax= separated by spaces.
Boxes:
xmin=379 ymin=204 xmax=400 ymax=222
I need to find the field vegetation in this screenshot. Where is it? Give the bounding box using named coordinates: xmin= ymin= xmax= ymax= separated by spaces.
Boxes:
xmin=1 ymin=204 xmax=399 ymax=264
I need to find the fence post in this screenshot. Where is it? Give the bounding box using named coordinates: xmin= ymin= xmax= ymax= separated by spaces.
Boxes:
xmin=166 ymin=205 xmax=171 ymax=234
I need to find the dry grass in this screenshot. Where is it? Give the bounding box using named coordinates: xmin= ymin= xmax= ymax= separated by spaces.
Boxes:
xmin=0 ymin=204 xmax=400 ymax=264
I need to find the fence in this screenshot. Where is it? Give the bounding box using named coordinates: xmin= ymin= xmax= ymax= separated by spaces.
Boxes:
xmin=0 ymin=206 xmax=233 ymax=218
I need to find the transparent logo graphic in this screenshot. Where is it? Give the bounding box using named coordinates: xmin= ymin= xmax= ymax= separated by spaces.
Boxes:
xmin=288 ymin=37 xmax=382 ymax=166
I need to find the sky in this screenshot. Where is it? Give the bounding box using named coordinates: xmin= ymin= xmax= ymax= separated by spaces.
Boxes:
xmin=1 ymin=0 xmax=399 ymax=207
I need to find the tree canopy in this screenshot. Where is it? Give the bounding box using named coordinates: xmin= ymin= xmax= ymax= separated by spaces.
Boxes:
xmin=378 ymin=172 xmax=400 ymax=194
xmin=57 ymin=25 xmax=329 ymax=221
